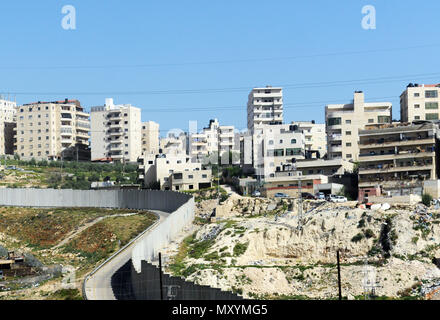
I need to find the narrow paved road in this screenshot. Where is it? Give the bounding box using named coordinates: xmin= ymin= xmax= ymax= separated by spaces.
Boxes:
xmin=83 ymin=210 xmax=169 ymax=300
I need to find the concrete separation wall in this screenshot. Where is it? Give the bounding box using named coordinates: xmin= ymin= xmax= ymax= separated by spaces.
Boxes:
xmin=0 ymin=188 xmax=238 ymax=300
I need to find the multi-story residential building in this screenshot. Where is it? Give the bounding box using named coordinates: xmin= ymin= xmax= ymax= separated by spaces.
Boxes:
xmin=137 ymin=153 xmax=211 ymax=191
xmin=247 ymin=86 xmax=283 ymax=132
xmin=326 ymin=91 xmax=392 ymax=161
xmin=400 ymin=83 xmax=440 ymax=122
xmin=160 ymin=132 xmax=187 ymax=156
xmin=252 ymin=123 xmax=305 ymax=179
xmin=357 ymin=122 xmax=439 ymax=201
xmin=189 ymin=119 xmax=237 ymax=163
xmin=15 ymin=99 xmax=90 ymax=160
xmin=90 ymin=98 xmax=141 ymax=163
xmin=291 ymin=121 xmax=327 ymax=158
xmin=0 ymin=97 xmax=17 ymax=155
xmin=141 ymin=121 xmax=159 ymax=155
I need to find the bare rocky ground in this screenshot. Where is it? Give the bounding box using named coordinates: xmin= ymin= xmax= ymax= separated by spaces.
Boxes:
xmin=164 ymin=192 xmax=440 ymax=300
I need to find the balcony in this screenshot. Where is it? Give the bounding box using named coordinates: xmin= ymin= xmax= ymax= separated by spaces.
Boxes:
xmin=359 ymin=137 xmax=435 ymax=149
xmin=359 ymin=164 xmax=433 ymax=175
xmin=329 ymin=145 xmax=342 ymax=152
xmin=359 ymin=151 xmax=435 ymax=162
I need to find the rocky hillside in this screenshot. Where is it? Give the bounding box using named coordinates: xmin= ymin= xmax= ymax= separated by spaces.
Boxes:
xmin=166 ymin=195 xmax=440 ymax=300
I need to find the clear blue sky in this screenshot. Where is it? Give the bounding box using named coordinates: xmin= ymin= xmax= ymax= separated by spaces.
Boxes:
xmin=1 ymin=0 xmax=439 ymax=135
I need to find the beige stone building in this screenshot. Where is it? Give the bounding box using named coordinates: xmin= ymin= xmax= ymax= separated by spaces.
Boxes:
xmin=15 ymin=99 xmax=90 ymax=160
xmin=400 ymin=83 xmax=440 ymax=122
xmin=160 ymin=132 xmax=187 ymax=156
xmin=141 ymin=121 xmax=159 ymax=155
xmin=247 ymin=86 xmax=283 ymax=132
xmin=0 ymin=97 xmax=17 ymax=155
xmin=326 ymin=91 xmax=392 ymax=161
xmin=90 ymin=98 xmax=141 ymax=163
xmin=358 ymin=122 xmax=439 ymax=201
xmin=137 ymin=153 xmax=211 ymax=191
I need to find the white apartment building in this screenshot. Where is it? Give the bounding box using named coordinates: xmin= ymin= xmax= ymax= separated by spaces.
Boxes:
xmin=160 ymin=132 xmax=187 ymax=156
xmin=291 ymin=121 xmax=327 ymax=158
xmin=252 ymin=123 xmax=305 ymax=179
xmin=15 ymin=99 xmax=90 ymax=160
xmin=400 ymin=83 xmax=440 ymax=122
xmin=137 ymin=153 xmax=211 ymax=191
xmin=0 ymin=97 xmax=17 ymax=155
xmin=141 ymin=121 xmax=159 ymax=155
xmin=325 ymin=91 xmax=392 ymax=161
xmin=247 ymin=86 xmax=283 ymax=132
xmin=189 ymin=119 xmax=237 ymax=163
xmin=90 ymin=98 xmax=142 ymax=163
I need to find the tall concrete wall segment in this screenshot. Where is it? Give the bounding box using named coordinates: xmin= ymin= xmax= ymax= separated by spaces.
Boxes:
xmin=0 ymin=188 xmax=191 ymax=212
xmin=0 ymin=188 xmax=240 ymax=300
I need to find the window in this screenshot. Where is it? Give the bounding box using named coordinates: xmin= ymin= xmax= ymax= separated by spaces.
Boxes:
xmin=189 ymin=185 xmax=194 ymax=190
xmin=291 ymin=139 xmax=296 ymax=144
xmin=425 ymin=90 xmax=438 ymax=98
xmin=345 ymin=131 xmax=351 ymax=135
xmin=345 ymin=120 xmax=351 ymax=124
xmin=426 ymin=102 xmax=439 ymax=109
xmin=286 ymin=148 xmax=302 ymax=156
xmin=188 ymin=175 xmax=193 ymax=179
xmin=279 ymin=139 xmax=283 ymax=144
xmin=328 ymin=118 xmax=341 ymax=126
xmin=268 ymin=140 xmax=274 ymax=145
xmin=415 ymin=104 xmax=420 ymax=109
xmin=202 ymin=174 xmax=207 ymax=178
xmin=346 ymin=154 xmax=352 ymax=158
xmin=308 ymin=170 xmax=313 ymax=174
xmin=378 ymin=116 xmax=390 ymax=124
xmin=426 ymin=113 xmax=439 ymax=120
xmin=415 ymin=116 xmax=421 ymax=120
xmin=414 ymin=93 xmax=420 ymax=97
xmin=346 ymin=143 xmax=352 ymax=147
xmin=368 ymin=119 xmax=374 ymax=123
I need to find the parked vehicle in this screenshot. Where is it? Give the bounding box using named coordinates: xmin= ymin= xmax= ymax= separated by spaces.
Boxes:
xmin=274 ymin=192 xmax=290 ymax=198
xmin=330 ymin=195 xmax=347 ymax=203
xmin=301 ymin=192 xmax=316 ymax=200
xmin=252 ymin=190 xmax=261 ymax=197
xmin=327 ymin=194 xmax=338 ymax=201
xmin=315 ymin=192 xmax=325 ymax=200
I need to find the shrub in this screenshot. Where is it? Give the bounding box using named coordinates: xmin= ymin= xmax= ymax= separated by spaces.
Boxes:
xmin=233 ymin=242 xmax=249 ymax=256
xmin=364 ymin=229 xmax=375 ymax=239
xmin=351 ymin=233 xmax=364 ymax=243
xmin=422 ymin=194 xmax=433 ymax=207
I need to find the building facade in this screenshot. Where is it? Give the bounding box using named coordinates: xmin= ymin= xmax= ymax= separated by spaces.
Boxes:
xmin=326 ymin=91 xmax=392 ymax=161
xmin=15 ymin=99 xmax=90 ymax=160
xmin=137 ymin=153 xmax=211 ymax=191
xmin=291 ymin=121 xmax=327 ymax=158
xmin=141 ymin=121 xmax=160 ymax=155
xmin=0 ymin=97 xmax=17 ymax=155
xmin=247 ymin=86 xmax=283 ymax=132
xmin=252 ymin=123 xmax=305 ymax=179
xmin=400 ymin=83 xmax=440 ymax=123
xmin=358 ymin=122 xmax=439 ymax=201
xmin=90 ymin=98 xmax=141 ymax=163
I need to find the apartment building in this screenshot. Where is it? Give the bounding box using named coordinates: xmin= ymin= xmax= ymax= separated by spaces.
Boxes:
xmin=90 ymin=98 xmax=141 ymax=163
xmin=326 ymin=91 xmax=392 ymax=161
xmin=189 ymin=119 xmax=237 ymax=163
xmin=252 ymin=123 xmax=305 ymax=179
xmin=247 ymin=86 xmax=283 ymax=132
xmin=160 ymin=132 xmax=187 ymax=156
xmin=137 ymin=153 xmax=211 ymax=191
xmin=400 ymin=83 xmax=440 ymax=122
xmin=141 ymin=121 xmax=159 ymax=155
xmin=15 ymin=99 xmax=90 ymax=160
xmin=291 ymin=121 xmax=327 ymax=158
xmin=358 ymin=122 xmax=439 ymax=201
xmin=0 ymin=97 xmax=17 ymax=155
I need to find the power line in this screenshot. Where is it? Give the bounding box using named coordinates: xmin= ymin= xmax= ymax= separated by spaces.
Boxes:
xmin=4 ymin=71 xmax=439 ymax=97
xmin=1 ymin=43 xmax=439 ymax=70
